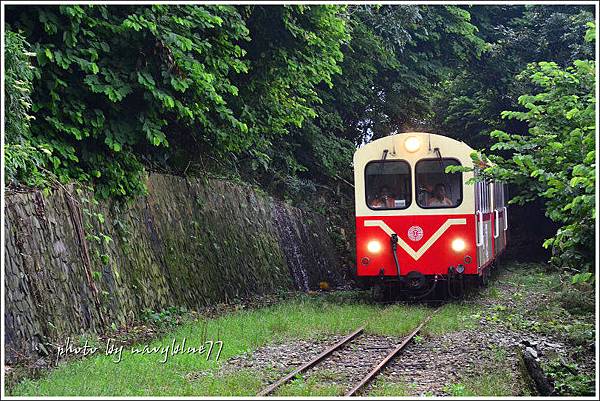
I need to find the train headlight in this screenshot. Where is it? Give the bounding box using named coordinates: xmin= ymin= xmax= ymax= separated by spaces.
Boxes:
xmin=451 ymin=238 xmax=466 ymax=252
xmin=404 ymin=136 xmax=421 ymax=153
xmin=367 ymin=240 xmax=382 ymax=254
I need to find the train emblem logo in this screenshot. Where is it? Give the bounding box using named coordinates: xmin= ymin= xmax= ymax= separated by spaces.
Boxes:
xmin=407 ymin=226 xmax=423 ymax=242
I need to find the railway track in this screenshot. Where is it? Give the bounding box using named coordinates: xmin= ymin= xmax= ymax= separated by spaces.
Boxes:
xmin=257 ymin=309 xmax=439 ymax=396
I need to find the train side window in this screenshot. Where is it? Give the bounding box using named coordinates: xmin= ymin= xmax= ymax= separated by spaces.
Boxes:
xmin=480 ymin=182 xmax=484 ymax=211
xmin=365 ymin=160 xmax=412 ymax=210
xmin=486 ymin=182 xmax=491 ymax=212
xmin=493 ymin=183 xmax=498 ymax=209
xmin=482 ymin=182 xmax=487 ymax=212
xmin=416 ymin=159 xmax=463 ymax=208
xmin=494 ymin=182 xmax=503 ymax=209
xmin=483 ymin=181 xmax=489 ymax=212
xmin=475 ymin=179 xmax=492 ymax=213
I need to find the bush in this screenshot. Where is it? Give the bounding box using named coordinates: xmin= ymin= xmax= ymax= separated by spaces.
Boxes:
xmin=475 ymin=23 xmax=596 ymax=274
xmin=4 ymin=29 xmax=52 ymax=189
xmin=545 ymin=358 xmax=594 ymax=396
xmin=5 ymin=5 xmax=350 ymax=199
xmin=4 ymin=29 xmax=35 ymax=142
xmin=558 ymin=282 xmax=595 ymax=316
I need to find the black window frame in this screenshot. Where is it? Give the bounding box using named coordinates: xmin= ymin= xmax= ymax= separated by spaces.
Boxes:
xmin=415 ymin=157 xmax=463 ymax=209
xmin=364 ymin=159 xmax=412 ymax=211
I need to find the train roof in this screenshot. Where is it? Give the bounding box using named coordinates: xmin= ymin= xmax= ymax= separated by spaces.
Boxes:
xmin=354 ymin=132 xmax=476 ymax=165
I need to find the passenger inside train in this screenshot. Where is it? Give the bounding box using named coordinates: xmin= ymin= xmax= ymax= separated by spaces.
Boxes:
xmin=365 ymin=160 xmax=411 ymax=210
xmin=369 ymin=186 xmax=396 ymax=209
xmin=416 ymin=159 xmax=462 ymax=208
xmin=426 ymin=183 xmax=453 ymax=207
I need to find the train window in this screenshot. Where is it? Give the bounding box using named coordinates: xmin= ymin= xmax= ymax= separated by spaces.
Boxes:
xmin=416 ymin=159 xmax=463 ymax=208
xmin=476 ymin=180 xmax=491 ymax=212
xmin=494 ymin=182 xmax=507 ymax=209
xmin=493 ymin=183 xmax=500 ymax=209
xmin=365 ymin=160 xmax=411 ymax=210
xmin=484 ymin=182 xmax=488 ymax=212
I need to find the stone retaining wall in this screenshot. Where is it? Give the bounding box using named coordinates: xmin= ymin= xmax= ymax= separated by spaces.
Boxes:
xmin=4 ymin=174 xmax=345 ymax=362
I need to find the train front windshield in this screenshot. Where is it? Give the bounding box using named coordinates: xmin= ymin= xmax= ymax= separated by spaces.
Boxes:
xmin=416 ymin=159 xmax=462 ymax=208
xmin=365 ymin=161 xmax=411 ymax=210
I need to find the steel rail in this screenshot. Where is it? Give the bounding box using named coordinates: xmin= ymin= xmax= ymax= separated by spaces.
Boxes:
xmin=256 ymin=326 xmax=364 ymax=396
xmin=345 ymin=309 xmax=439 ymax=396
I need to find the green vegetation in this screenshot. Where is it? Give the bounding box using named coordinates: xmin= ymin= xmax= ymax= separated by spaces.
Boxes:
xmin=484 ymin=263 xmax=594 ymax=396
xmin=445 ymin=19 xmax=596 ymax=274
xmin=6 ymin=5 xmax=253 ymax=198
xmin=186 ymin=369 xmax=263 ymax=397
xmin=443 ymin=371 xmax=518 ymax=397
xmin=275 ymin=371 xmax=344 ymax=396
xmin=478 ymin=34 xmax=596 ymax=273
xmin=4 ymin=5 xmax=348 ymax=198
xmin=2 ymin=4 xmax=485 ymax=201
xmin=10 ymin=294 xmax=446 ymax=396
xmin=4 ymin=29 xmax=51 ymax=189
xmin=439 ymin=7 xmax=595 ymax=277
xmin=441 ymin=297 xmax=529 ymax=397
xmin=423 ymin=303 xmax=479 ymax=336
xmin=368 ymin=377 xmax=411 ymax=396
xmin=486 ymin=263 xmax=595 ymax=347
xmin=3 ymin=5 xmax=597 ymax=395
xmin=544 ymin=358 xmax=594 ymax=396
xmin=433 ymin=6 xmax=594 ymax=148
xmin=140 ymin=306 xmax=190 ymax=330
xmin=448 ymin=344 xmax=523 ymax=397
xmin=4 ymin=30 xmax=34 ymax=142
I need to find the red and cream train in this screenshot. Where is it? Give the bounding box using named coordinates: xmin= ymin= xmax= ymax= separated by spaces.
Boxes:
xmin=353 ymin=132 xmax=508 ymax=297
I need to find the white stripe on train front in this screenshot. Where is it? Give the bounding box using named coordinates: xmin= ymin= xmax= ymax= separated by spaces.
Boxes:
xmin=364 ymin=219 xmax=467 ymax=261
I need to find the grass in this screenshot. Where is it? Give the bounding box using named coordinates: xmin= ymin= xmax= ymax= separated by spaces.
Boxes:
xmin=423 ymin=302 xmax=479 ymax=336
xmin=184 ymin=369 xmax=263 ymax=396
xmin=485 ymin=286 xmax=501 ymax=299
xmin=483 ymin=262 xmax=595 ymax=347
xmin=443 ymin=345 xmax=522 ymax=397
xmin=367 ymin=377 xmax=412 ymax=396
xmin=500 ymin=264 xmax=561 ymax=290
xmin=274 ymin=370 xmax=345 ymax=396
xmin=10 ymin=293 xmax=457 ymax=396
xmin=481 ymin=262 xmax=595 ymax=396
xmin=443 ymin=370 xmax=522 ymax=397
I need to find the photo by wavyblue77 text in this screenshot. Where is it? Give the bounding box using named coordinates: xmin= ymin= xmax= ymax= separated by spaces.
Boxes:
xmin=55 ymin=337 xmax=224 ymax=364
